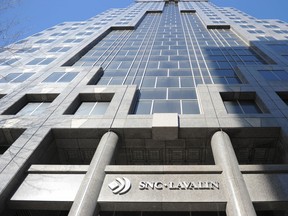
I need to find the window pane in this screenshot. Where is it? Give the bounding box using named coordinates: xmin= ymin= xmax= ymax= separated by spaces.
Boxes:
xmin=0 ymin=73 xmax=21 ymax=83
xmin=90 ymin=102 xmax=109 ymax=115
xmin=182 ymin=100 xmax=200 ymax=114
xmin=11 ymin=73 xmax=34 ymax=83
xmin=39 ymin=58 xmax=55 ymax=65
xmin=224 ymin=101 xmax=242 ymax=114
xmin=17 ymin=103 xmax=41 ymax=115
xmin=31 ymin=102 xmax=50 ymax=115
xmin=276 ymin=71 xmax=288 ymax=81
xmin=168 ymin=88 xmax=197 ymax=99
xmin=43 ymin=72 xmax=65 ymax=82
xmin=153 ymin=100 xmax=181 ymax=113
xmin=180 ymin=78 xmax=194 ymax=87
xmin=259 ymin=70 xmax=278 ymax=81
xmin=142 ymin=77 xmax=156 ymax=87
xmin=240 ymin=101 xmax=262 ymax=114
xmin=75 ymin=102 xmax=94 ymax=115
xmin=140 ymin=89 xmax=166 ymax=99
xmin=135 ymin=100 xmax=152 ymax=114
xmin=213 ymin=77 xmax=227 ymax=84
xmin=61 ymin=47 xmax=71 ymax=52
xmin=97 ymin=78 xmax=111 ymax=85
xmin=27 ymin=58 xmax=44 ymax=65
xmin=48 ymin=47 xmax=60 ymax=52
xmin=157 ymin=77 xmax=179 ymax=87
xmin=226 ymin=77 xmax=241 ymax=84
xmin=58 ymin=72 xmax=78 ymax=82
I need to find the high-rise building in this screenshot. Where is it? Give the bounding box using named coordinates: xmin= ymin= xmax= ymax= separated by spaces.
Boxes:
xmin=0 ymin=0 xmax=288 ymax=215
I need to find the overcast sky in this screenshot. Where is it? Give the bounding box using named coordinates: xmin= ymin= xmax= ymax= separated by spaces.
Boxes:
xmin=2 ymin=0 xmax=288 ymax=44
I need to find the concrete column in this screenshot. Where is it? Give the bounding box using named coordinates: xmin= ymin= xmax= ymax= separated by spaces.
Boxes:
xmin=68 ymin=131 xmax=119 ymax=216
xmin=211 ymin=131 xmax=256 ymax=216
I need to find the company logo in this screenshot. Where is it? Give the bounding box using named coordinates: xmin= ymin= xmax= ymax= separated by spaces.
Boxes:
xmin=108 ymin=177 xmax=131 ymax=195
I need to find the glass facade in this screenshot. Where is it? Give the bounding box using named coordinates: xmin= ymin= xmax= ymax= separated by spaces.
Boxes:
xmin=74 ymin=2 xmax=266 ymax=115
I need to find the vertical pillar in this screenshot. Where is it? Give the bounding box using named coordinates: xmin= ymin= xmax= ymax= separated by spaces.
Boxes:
xmin=211 ymin=131 xmax=256 ymax=216
xmin=68 ymin=131 xmax=119 ymax=216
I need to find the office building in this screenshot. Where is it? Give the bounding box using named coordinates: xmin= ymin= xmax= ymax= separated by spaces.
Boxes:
xmin=0 ymin=0 xmax=288 ymax=215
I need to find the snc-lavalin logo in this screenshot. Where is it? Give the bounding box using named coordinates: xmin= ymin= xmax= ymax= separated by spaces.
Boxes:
xmin=108 ymin=177 xmax=131 ymax=195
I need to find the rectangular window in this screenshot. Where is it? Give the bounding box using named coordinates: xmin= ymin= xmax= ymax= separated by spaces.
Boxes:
xmin=26 ymin=58 xmax=56 ymax=65
xmin=64 ymin=38 xmax=83 ymax=43
xmin=74 ymin=102 xmax=109 ymax=115
xmin=247 ymin=30 xmax=264 ymax=34
xmin=259 ymin=70 xmax=288 ymax=81
xmin=223 ymin=100 xmax=262 ymax=114
xmin=16 ymin=47 xmax=39 ymax=53
xmin=2 ymin=94 xmax=58 ymax=115
xmin=221 ymin=92 xmax=263 ymax=114
xmin=42 ymin=72 xmax=78 ymax=83
xmin=35 ymin=39 xmax=55 ymax=44
xmin=17 ymin=102 xmax=50 ymax=115
xmin=0 ymin=58 xmax=20 ymax=66
xmin=153 ymin=100 xmax=181 ymax=114
xmin=48 ymin=47 xmax=71 ymax=52
xmin=0 ymin=73 xmax=34 ymax=83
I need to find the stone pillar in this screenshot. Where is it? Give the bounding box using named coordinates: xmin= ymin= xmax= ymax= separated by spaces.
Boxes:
xmin=68 ymin=131 xmax=119 ymax=216
xmin=211 ymin=131 xmax=256 ymax=216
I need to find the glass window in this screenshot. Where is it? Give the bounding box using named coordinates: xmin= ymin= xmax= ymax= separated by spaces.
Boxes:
xmin=58 ymin=72 xmax=78 ymax=82
xmin=153 ymin=100 xmax=181 ymax=114
xmin=26 ymin=58 xmax=55 ymax=65
xmin=43 ymin=72 xmax=65 ymax=82
xmin=182 ymin=100 xmax=200 ymax=114
xmin=140 ymin=89 xmax=166 ymax=99
xmin=64 ymin=38 xmax=83 ymax=43
xmin=48 ymin=47 xmax=71 ymax=52
xmin=135 ymin=100 xmax=152 ymax=114
xmin=168 ymin=88 xmax=197 ymax=99
xmin=16 ymin=47 xmax=39 ymax=53
xmin=180 ymin=78 xmax=194 ymax=87
xmin=11 ymin=73 xmax=35 ymax=83
xmin=43 ymin=72 xmax=78 ymax=83
xmin=0 ymin=73 xmax=34 ymax=83
xmin=157 ymin=77 xmax=179 ymax=87
xmin=74 ymin=102 xmax=109 ymax=115
xmin=35 ymin=39 xmax=55 ymax=44
xmin=223 ymin=100 xmax=262 ymax=114
xmin=0 ymin=58 xmax=19 ymax=66
xmin=259 ymin=70 xmax=288 ymax=81
xmin=17 ymin=102 xmax=50 ymax=115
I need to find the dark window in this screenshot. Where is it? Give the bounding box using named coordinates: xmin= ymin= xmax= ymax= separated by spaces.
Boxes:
xmin=277 ymin=92 xmax=288 ymax=106
xmin=221 ymin=92 xmax=263 ymax=114
xmin=2 ymin=94 xmax=58 ymax=115
xmin=223 ymin=100 xmax=262 ymax=114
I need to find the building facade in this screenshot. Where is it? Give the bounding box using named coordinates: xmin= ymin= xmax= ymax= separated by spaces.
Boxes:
xmin=0 ymin=0 xmax=288 ymax=215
